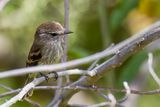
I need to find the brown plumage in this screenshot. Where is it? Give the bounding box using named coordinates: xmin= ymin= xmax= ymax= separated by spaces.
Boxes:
xmin=25 ymin=21 xmax=72 ymax=85
xmin=26 ymin=43 xmax=41 ymax=66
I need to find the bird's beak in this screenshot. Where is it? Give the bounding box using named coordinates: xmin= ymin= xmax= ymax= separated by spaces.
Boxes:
xmin=64 ymin=30 xmax=73 ymax=35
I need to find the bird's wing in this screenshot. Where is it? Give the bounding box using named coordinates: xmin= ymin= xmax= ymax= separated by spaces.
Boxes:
xmin=26 ymin=42 xmax=42 ymax=67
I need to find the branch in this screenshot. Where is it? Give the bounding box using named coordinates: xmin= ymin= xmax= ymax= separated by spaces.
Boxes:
xmin=58 ymin=22 xmax=160 ymax=106
xmin=0 ymin=69 xmax=86 ymax=107
xmin=0 ymin=46 xmax=113 ymax=78
xmin=48 ymin=0 xmax=70 ymax=106
xmin=0 ymin=0 xmax=10 ymax=12
xmin=63 ymin=0 xmax=69 ymax=62
xmin=0 ymin=84 xmax=41 ymax=107
xmin=148 ymin=53 xmax=160 ymax=86
xmin=1 ymin=21 xmax=160 ymax=79
xmin=0 ymin=21 xmax=160 ymax=78
xmin=2 ymin=84 xmax=160 ymax=99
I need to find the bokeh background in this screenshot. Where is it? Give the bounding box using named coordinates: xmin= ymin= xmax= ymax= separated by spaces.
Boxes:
xmin=0 ymin=0 xmax=160 ymax=107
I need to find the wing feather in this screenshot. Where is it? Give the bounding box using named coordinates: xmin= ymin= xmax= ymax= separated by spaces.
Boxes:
xmin=26 ymin=42 xmax=42 ymax=66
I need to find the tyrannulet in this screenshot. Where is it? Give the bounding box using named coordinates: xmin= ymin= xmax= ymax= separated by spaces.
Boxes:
xmin=25 ymin=21 xmax=72 ymax=84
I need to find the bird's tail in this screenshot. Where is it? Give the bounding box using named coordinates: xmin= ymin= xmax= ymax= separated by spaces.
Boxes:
xmin=24 ymin=73 xmax=37 ymax=97
xmin=24 ymin=75 xmax=30 ymax=85
xmin=24 ymin=73 xmax=37 ymax=84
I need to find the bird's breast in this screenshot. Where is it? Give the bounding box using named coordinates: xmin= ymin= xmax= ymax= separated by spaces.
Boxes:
xmin=40 ymin=40 xmax=64 ymax=64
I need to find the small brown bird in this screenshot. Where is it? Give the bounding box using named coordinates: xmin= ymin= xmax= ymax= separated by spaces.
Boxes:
xmin=25 ymin=21 xmax=72 ymax=84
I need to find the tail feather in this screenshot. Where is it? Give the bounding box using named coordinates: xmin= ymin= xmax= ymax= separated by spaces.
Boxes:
xmin=24 ymin=73 xmax=37 ymax=97
xmin=24 ymin=73 xmax=37 ymax=84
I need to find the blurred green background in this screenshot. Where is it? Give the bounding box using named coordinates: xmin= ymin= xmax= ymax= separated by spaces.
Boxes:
xmin=0 ymin=0 xmax=160 ymax=106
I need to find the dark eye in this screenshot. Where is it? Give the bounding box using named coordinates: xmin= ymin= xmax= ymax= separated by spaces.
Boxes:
xmin=48 ymin=32 xmax=58 ymax=36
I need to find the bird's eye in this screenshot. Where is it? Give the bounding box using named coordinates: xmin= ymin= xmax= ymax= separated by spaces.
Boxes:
xmin=49 ymin=32 xmax=58 ymax=36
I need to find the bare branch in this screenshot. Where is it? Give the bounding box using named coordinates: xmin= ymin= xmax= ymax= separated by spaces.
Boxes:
xmin=87 ymin=44 xmax=114 ymax=71
xmin=48 ymin=0 xmax=71 ymax=106
xmin=0 ymin=84 xmax=12 ymax=90
xmin=0 ymin=47 xmax=113 ymax=78
xmin=0 ymin=89 xmax=21 ymax=98
xmin=58 ymin=22 xmax=160 ymax=106
xmin=0 ymin=0 xmax=10 ymax=12
xmin=0 ymin=84 xmax=41 ymax=107
xmin=0 ymin=69 xmax=87 ymax=106
xmin=118 ymin=82 xmax=130 ymax=104
xmin=108 ymin=93 xmax=116 ymax=107
xmin=2 ymin=84 xmax=160 ymax=99
xmin=148 ymin=53 xmax=160 ymax=86
xmin=63 ymin=0 xmax=69 ymax=62
xmin=0 ymin=21 xmax=160 ymax=79
xmin=83 ymin=102 xmax=112 ymax=107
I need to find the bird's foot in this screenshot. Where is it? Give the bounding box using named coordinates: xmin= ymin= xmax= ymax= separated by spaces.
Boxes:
xmin=49 ymin=72 xmax=58 ymax=80
xmin=39 ymin=72 xmax=49 ymax=82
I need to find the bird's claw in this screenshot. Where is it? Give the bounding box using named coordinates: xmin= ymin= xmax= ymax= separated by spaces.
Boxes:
xmin=39 ymin=73 xmax=49 ymax=82
xmin=49 ymin=72 xmax=58 ymax=80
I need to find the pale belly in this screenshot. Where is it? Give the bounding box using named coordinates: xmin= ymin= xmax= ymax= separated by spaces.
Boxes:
xmin=39 ymin=40 xmax=64 ymax=65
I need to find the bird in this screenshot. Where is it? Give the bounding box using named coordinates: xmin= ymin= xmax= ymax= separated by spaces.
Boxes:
xmin=25 ymin=21 xmax=72 ymax=85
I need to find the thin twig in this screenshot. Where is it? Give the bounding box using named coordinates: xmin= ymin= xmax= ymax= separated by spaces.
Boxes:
xmin=68 ymin=102 xmax=123 ymax=107
xmin=83 ymin=102 xmax=111 ymax=107
xmin=0 ymin=89 xmax=21 ymax=98
xmin=0 ymin=84 xmax=41 ymax=107
xmin=118 ymin=82 xmax=130 ymax=103
xmin=87 ymin=44 xmax=114 ymax=71
xmin=2 ymin=85 xmax=160 ymax=99
xmin=97 ymin=91 xmax=109 ymax=101
xmin=0 ymin=46 xmax=113 ymax=78
xmin=98 ymin=0 xmax=110 ymax=47
xmin=0 ymin=69 xmax=86 ymax=107
xmin=48 ymin=0 xmax=70 ymax=106
xmin=0 ymin=0 xmax=10 ymax=12
xmin=108 ymin=93 xmax=116 ymax=107
xmin=63 ymin=0 xmax=70 ymax=83
xmin=0 ymin=84 xmax=12 ymax=90
xmin=148 ymin=53 xmax=160 ymax=86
